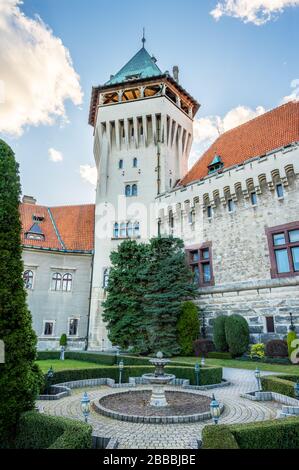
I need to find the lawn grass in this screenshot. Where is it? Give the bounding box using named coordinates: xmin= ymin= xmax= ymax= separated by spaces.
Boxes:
xmin=173 ymin=357 xmax=299 ymax=375
xmin=36 ymin=359 xmax=107 ymax=373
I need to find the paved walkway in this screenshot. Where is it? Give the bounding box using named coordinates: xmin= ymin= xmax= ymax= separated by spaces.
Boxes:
xmin=38 ymin=368 xmax=281 ymax=449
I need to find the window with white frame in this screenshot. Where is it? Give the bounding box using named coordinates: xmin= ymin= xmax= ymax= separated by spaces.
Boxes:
xmin=44 ymin=321 xmax=54 ymax=336
xmin=23 ymin=270 xmax=34 ymax=289
xmin=69 ymin=318 xmax=79 ymax=336
xmin=51 ymin=272 xmax=62 ymax=291
xmin=62 ymin=273 xmax=72 ymax=292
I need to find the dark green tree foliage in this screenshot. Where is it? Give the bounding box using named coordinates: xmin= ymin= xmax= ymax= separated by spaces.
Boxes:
xmin=177 ymin=301 xmax=200 ymax=355
xmin=103 ymin=240 xmax=149 ymax=352
xmin=143 ymin=237 xmax=196 ymax=356
xmin=213 ymin=315 xmax=228 ymax=352
xmin=59 ymin=334 xmax=67 ymax=347
xmin=224 ymin=314 xmax=250 ymax=357
xmin=0 ymin=140 xmax=41 ymax=444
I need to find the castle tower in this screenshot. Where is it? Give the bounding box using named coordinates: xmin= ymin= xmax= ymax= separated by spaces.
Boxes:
xmin=88 ymin=39 xmax=199 ymax=349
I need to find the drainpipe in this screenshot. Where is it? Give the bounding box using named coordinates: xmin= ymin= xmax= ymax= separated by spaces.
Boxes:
xmin=85 ymin=252 xmax=94 ymax=351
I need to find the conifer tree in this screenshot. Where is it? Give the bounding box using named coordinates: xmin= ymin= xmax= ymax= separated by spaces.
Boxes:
xmin=0 ymin=140 xmax=42 ymax=445
xmin=103 ymin=240 xmax=149 ymax=352
xmin=143 ymin=237 xmax=196 ymax=356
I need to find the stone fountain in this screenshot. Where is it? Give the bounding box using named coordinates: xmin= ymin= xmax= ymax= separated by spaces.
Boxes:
xmin=142 ymin=351 xmax=175 ymax=407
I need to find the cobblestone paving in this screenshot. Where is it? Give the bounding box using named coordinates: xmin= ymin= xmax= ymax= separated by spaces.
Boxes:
xmin=38 ymin=368 xmax=281 ymax=449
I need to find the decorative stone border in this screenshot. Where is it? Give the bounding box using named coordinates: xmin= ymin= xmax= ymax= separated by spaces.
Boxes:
xmin=39 ymin=385 xmax=71 ymax=401
xmin=92 ymin=389 xmax=225 ymax=424
xmin=129 ymin=377 xmax=230 ymax=390
xmin=241 ymin=390 xmax=299 ymax=417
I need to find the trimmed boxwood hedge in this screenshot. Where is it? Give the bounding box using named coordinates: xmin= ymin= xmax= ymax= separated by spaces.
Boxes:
xmin=203 ymin=417 xmax=299 ymax=449
xmin=207 ymin=352 xmax=232 ymax=359
xmin=261 ymin=374 xmax=298 ymax=398
xmin=47 ymin=365 xmax=222 ymax=387
xmin=15 ymin=411 xmax=92 ymax=449
xmin=37 ymin=351 xmax=190 ymax=367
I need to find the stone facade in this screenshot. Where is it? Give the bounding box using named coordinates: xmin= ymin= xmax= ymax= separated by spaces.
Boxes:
xmin=23 ymin=248 xmax=93 ymax=350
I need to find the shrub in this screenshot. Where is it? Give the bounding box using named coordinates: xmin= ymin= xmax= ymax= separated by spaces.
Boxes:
xmin=250 ymin=343 xmax=265 ymax=360
xmin=15 ymin=411 xmax=92 ymax=449
xmin=265 ymin=339 xmax=288 ymax=358
xmin=59 ymin=334 xmax=67 ymax=348
xmin=261 ymin=374 xmax=298 ymax=398
xmin=203 ymin=417 xmax=299 ymax=449
xmin=177 ymin=301 xmax=200 ymax=356
xmin=193 ymin=339 xmax=214 ymax=357
xmin=287 ymin=330 xmax=298 ymax=358
xmin=213 ymin=315 xmax=228 ymax=352
xmin=47 ymin=364 xmax=222 ymax=387
xmin=225 ymin=314 xmax=250 ymax=357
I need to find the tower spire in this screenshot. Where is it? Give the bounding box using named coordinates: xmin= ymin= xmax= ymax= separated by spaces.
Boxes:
xmin=142 ymin=28 xmax=146 ymax=48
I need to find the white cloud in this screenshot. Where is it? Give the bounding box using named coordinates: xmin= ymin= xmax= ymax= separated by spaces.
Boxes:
xmin=79 ymin=165 xmax=97 ymax=186
xmin=210 ymin=0 xmax=299 ymax=25
xmin=48 ymin=147 xmax=63 ymax=163
xmin=191 ymin=105 xmax=266 ymax=167
xmin=281 ymin=78 xmax=299 ymax=103
xmin=0 ymin=0 xmax=83 ymax=136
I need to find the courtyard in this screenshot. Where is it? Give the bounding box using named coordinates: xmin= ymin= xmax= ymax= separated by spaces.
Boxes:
xmin=38 ymin=367 xmax=280 ymax=449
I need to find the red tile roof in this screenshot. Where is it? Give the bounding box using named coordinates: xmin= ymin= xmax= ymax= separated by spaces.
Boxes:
xmin=180 ymin=101 xmax=299 ymax=186
xmin=20 ymin=203 xmax=95 ymax=252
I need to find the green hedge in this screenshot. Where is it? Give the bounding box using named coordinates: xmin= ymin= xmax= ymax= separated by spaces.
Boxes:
xmin=47 ymin=365 xmax=222 ymax=387
xmin=261 ymin=374 xmax=298 ymax=398
xmin=15 ymin=411 xmax=92 ymax=449
xmin=203 ymin=417 xmax=299 ymax=449
xmin=207 ymin=352 xmax=233 ymax=359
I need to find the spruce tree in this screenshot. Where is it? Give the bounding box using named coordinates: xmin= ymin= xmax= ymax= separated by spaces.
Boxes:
xmin=103 ymin=240 xmax=149 ymax=352
xmin=177 ymin=301 xmax=200 ymax=355
xmin=143 ymin=237 xmax=197 ymax=356
xmin=0 ymin=140 xmax=42 ymax=445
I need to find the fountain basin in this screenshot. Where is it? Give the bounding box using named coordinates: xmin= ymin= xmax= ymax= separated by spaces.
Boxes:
xmin=92 ymin=389 xmax=220 ymax=424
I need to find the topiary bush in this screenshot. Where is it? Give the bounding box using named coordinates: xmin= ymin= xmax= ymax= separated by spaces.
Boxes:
xmin=15 ymin=411 xmax=92 ymax=449
xmin=224 ymin=314 xmax=250 ymax=358
xmin=193 ymin=339 xmax=214 ymax=357
xmin=213 ymin=315 xmax=228 ymax=352
xmin=265 ymin=339 xmax=288 ymax=358
xmin=59 ymin=334 xmax=67 ymax=348
xmin=287 ymin=330 xmax=298 ymax=358
xmin=261 ymin=374 xmax=298 ymax=398
xmin=177 ymin=301 xmax=200 ymax=355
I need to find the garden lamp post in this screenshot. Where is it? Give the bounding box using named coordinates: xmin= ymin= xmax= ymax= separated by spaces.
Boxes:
xmin=194 ymin=362 xmax=200 ymax=386
xmin=289 ymin=312 xmax=296 ymax=332
xmin=201 ymin=356 xmax=205 ymax=367
xmin=210 ymin=394 xmax=221 ymax=425
xmin=119 ymin=360 xmax=124 ymax=384
xmin=255 ymin=368 xmax=261 ymax=392
xmin=294 ymin=380 xmax=299 ymax=399
xmin=46 ymin=366 xmax=54 ymax=394
xmin=81 ymin=392 xmax=90 ymax=423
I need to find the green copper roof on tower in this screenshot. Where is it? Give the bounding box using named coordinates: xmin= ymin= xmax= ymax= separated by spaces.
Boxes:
xmin=105 ymin=46 xmax=162 ymax=86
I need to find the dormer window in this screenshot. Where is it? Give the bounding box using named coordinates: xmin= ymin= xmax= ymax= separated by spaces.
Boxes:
xmin=32 ymin=215 xmax=44 ymax=222
xmin=125 ymin=73 xmax=141 ymax=81
xmin=25 ymin=223 xmax=45 ymax=241
xmin=208 ymin=155 xmax=224 ymax=174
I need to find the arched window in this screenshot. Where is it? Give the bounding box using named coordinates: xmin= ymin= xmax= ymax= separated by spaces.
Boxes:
xmin=132 ymin=184 xmax=138 ymax=196
xmin=134 ymin=222 xmax=140 ymax=238
xmin=52 ymin=272 xmax=62 ymax=291
xmin=125 ymin=185 xmax=131 ymax=197
xmin=23 ymin=270 xmax=34 ymax=289
xmin=120 ymin=222 xmax=126 ymax=238
xmin=113 ymin=222 xmax=119 ymax=238
xmin=133 ymin=157 xmax=138 ymax=168
xmin=62 ymin=273 xmax=72 ymax=292
xmin=119 ymin=159 xmax=123 ymax=169
xmin=127 ymin=221 xmax=133 ymax=238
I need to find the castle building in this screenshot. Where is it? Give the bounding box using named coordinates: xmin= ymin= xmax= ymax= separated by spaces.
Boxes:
xmin=20 ymin=41 xmax=299 ymax=350
xmin=20 ymin=196 xmax=94 ymax=350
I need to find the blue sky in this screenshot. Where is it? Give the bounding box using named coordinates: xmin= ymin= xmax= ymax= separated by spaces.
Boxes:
xmin=1 ymin=0 xmax=298 ymax=206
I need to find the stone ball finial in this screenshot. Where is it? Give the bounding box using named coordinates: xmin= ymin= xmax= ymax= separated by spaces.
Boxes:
xmin=156 ymin=351 xmax=163 ymax=359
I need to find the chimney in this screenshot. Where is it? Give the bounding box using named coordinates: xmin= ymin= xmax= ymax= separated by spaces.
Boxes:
xmin=173 ymin=65 xmax=179 ymax=83
xmin=22 ymin=195 xmax=36 ymax=205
